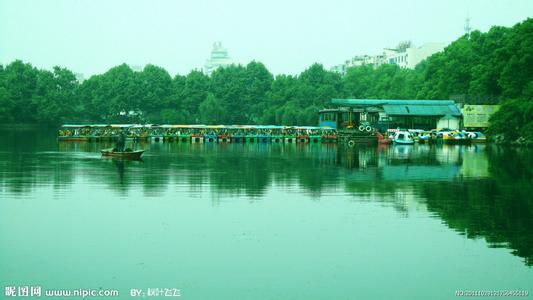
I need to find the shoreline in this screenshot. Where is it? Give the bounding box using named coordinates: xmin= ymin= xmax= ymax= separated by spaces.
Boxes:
xmin=0 ymin=123 xmax=56 ymax=130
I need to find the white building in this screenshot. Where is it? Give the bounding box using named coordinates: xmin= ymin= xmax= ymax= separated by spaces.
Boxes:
xmin=332 ymin=42 xmax=445 ymax=73
xmin=331 ymin=54 xmax=385 ymax=73
xmin=74 ymin=73 xmax=85 ymax=83
xmin=387 ymin=43 xmax=445 ymax=69
xmin=130 ymin=65 xmax=143 ymax=72
xmin=204 ymin=42 xmax=233 ymax=75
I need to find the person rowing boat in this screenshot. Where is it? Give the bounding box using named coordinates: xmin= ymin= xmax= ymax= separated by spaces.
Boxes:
xmin=101 ymin=129 xmax=145 ymax=159
xmin=116 ymin=130 xmax=126 ymax=152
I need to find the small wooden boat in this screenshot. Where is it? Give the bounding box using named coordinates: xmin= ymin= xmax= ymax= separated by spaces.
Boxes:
xmin=101 ymin=148 xmax=144 ymax=159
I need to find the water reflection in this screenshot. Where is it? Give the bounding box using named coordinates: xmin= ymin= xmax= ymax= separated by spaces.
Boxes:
xmin=0 ymin=129 xmax=532 ymax=266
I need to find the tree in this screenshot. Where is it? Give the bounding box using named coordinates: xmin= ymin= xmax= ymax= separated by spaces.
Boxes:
xmin=4 ymin=60 xmax=39 ymax=122
xmin=198 ymin=93 xmax=227 ymax=124
xmin=139 ymin=64 xmax=173 ymax=121
xmin=1 ymin=18 xmax=532 ymax=130
xmin=179 ymin=70 xmax=209 ymax=123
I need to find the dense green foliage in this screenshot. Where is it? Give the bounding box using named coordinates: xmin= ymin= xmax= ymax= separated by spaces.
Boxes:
xmin=0 ymin=18 xmax=531 ymax=137
xmin=0 ymin=62 xmax=80 ymax=124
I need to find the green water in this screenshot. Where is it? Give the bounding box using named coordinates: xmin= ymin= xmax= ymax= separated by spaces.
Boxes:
xmin=1 ymin=129 xmax=532 ymax=299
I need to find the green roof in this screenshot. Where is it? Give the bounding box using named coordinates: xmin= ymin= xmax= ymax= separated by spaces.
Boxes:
xmin=331 ymin=99 xmax=462 ymax=116
xmin=383 ymin=105 xmax=462 ymax=116
xmin=331 ymin=99 xmax=456 ymax=106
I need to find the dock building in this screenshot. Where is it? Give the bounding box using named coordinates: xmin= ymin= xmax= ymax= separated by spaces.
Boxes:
xmin=319 ymin=99 xmax=462 ymax=131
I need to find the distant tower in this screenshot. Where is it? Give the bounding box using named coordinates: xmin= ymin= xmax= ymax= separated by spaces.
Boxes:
xmin=74 ymin=73 xmax=85 ymax=83
xmin=204 ymin=42 xmax=233 ymax=75
xmin=464 ymin=14 xmax=472 ymax=37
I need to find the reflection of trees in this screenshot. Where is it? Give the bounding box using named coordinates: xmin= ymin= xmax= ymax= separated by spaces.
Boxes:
xmin=487 ymin=146 xmax=533 ymax=181
xmin=0 ymin=129 xmax=77 ymax=194
xmin=421 ymin=179 xmax=533 ymax=266
xmin=3 ymin=131 xmax=533 ymax=266
xmin=166 ymin=144 xmax=342 ymax=197
xmin=420 ymin=146 xmax=533 ymax=266
xmin=0 ymin=140 xmax=471 ymax=197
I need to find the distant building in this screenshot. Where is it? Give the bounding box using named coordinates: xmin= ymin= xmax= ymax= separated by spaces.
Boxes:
xmin=331 ymin=42 xmax=445 ymax=73
xmin=74 ymin=73 xmax=85 ymax=83
xmin=130 ymin=65 xmax=143 ymax=72
xmin=386 ymin=43 xmax=446 ymax=69
xmin=204 ymin=42 xmax=233 ymax=75
xmin=331 ymin=54 xmax=384 ymax=73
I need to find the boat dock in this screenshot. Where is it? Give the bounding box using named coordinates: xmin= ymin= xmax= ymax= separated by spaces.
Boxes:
xmin=57 ymin=124 xmax=338 ymax=144
xmin=57 ymin=124 xmax=485 ymax=145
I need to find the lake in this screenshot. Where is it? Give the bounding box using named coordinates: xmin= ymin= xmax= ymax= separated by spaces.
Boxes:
xmin=1 ymin=129 xmax=532 ymax=299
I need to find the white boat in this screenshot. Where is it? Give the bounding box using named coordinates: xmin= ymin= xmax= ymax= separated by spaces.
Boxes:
xmin=466 ymin=131 xmax=487 ymax=143
xmin=393 ymin=131 xmax=415 ymax=145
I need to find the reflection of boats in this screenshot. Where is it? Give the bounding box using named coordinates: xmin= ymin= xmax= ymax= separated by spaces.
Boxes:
xmin=393 ymin=131 xmax=414 ymax=145
xmin=58 ymin=136 xmax=89 ymax=141
xmin=101 ymin=148 xmax=144 ymax=159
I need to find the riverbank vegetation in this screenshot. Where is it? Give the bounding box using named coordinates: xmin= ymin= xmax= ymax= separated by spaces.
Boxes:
xmin=0 ymin=19 xmax=531 ymax=142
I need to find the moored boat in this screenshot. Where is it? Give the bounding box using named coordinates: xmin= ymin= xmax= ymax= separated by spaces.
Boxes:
xmin=271 ymin=135 xmax=284 ymax=143
xmin=417 ymin=131 xmax=436 ymax=144
xmin=376 ymin=132 xmax=391 ymax=144
xmin=149 ymin=135 xmax=163 ymax=142
xmin=204 ymin=133 xmax=217 ymax=143
xmin=231 ymin=134 xmax=245 ymax=143
xmin=178 ymin=134 xmax=190 ymax=143
xmin=258 ymin=134 xmax=271 ymax=143
xmin=393 ymin=131 xmax=415 ymax=145
xmin=284 ymin=135 xmax=297 ymax=143
xmin=309 ymin=135 xmax=321 ymax=143
xmin=466 ymin=131 xmax=487 ymax=143
xmin=246 ymin=135 xmax=258 ymax=143
xmin=321 ymin=135 xmax=337 ymax=143
xmin=443 ymin=131 xmax=470 ymax=144
xmin=191 ymin=135 xmax=204 ymax=143
xmin=218 ymin=134 xmax=231 ymax=143
xmin=297 ymin=135 xmax=309 ymax=143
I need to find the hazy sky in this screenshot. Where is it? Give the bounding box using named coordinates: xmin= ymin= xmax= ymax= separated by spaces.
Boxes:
xmin=1 ymin=0 xmax=532 ymax=77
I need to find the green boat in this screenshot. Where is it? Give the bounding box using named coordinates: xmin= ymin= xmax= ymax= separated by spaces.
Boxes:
xmin=284 ymin=135 xmax=297 ymax=143
xmin=246 ymin=135 xmax=258 ymax=143
xmin=309 ymin=135 xmax=322 ymax=143
xmin=178 ymin=134 xmax=190 ymax=143
xmin=271 ymin=135 xmax=284 ymax=143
